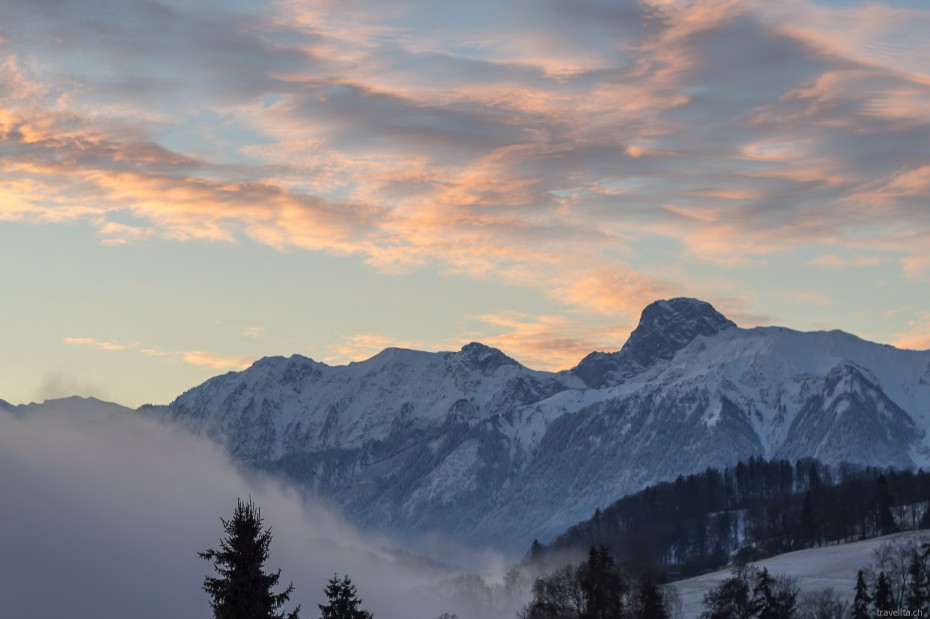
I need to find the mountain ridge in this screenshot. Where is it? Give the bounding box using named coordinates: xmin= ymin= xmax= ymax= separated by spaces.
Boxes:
xmin=7 ymin=298 xmax=930 ymax=551
xmin=150 ymin=298 xmax=930 ymax=549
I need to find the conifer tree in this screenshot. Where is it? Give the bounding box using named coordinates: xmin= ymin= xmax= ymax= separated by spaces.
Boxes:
xmin=700 ymin=565 xmax=797 ymax=619
xmin=200 ymin=498 xmax=300 ymax=619
xmin=579 ymin=545 xmax=625 ymax=619
xmin=636 ymin=575 xmax=669 ymax=619
xmin=750 ymin=567 xmax=775 ymax=618
xmin=700 ymin=565 xmax=754 ymax=619
xmin=753 ymin=568 xmax=797 ymax=619
xmin=527 ymin=539 xmax=546 ymax=563
xmin=799 ymin=491 xmax=817 ymax=549
xmin=318 ymin=574 xmax=373 ymax=619
xmin=874 ymin=475 xmax=896 ymax=536
xmin=874 ymin=572 xmax=893 ymax=613
xmin=852 ymin=570 xmax=871 ymax=619
xmin=906 ymin=552 xmax=928 ymax=613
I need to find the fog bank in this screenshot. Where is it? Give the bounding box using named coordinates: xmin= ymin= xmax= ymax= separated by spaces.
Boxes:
xmin=0 ymin=403 xmax=520 ymax=618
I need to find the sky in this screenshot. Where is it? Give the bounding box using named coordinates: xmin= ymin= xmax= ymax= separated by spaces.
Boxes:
xmin=1 ymin=0 xmax=929 ymax=407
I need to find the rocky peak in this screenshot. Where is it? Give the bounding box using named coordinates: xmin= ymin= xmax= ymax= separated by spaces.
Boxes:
xmin=573 ymin=298 xmax=735 ymax=387
xmin=621 ymin=298 xmax=735 ymax=366
xmin=453 ymin=342 xmax=519 ymax=374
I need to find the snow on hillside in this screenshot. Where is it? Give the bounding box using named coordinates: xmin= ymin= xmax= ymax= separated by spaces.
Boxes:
xmin=166 ymin=342 xmax=569 ymax=461
xmin=675 ymin=531 xmax=930 ymax=618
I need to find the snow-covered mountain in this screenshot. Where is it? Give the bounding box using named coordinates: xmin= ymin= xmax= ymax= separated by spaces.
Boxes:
xmin=157 ymin=298 xmax=930 ymax=549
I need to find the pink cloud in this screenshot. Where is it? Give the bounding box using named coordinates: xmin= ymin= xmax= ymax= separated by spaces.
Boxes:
xmin=63 ymin=336 xmax=255 ymax=371
xmin=468 ymin=311 xmax=631 ymax=370
xmin=181 ymin=352 xmax=255 ymax=371
xmin=900 ymin=255 xmax=930 ymax=279
xmin=808 ymin=254 xmax=888 ymax=269
xmin=324 ymin=334 xmax=429 ymax=364
xmin=64 ymin=337 xmax=127 ymax=352
xmin=893 ymin=312 xmax=930 ymax=351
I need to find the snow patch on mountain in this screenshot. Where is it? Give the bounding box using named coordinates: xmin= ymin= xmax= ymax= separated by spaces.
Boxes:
xmin=166 ymin=343 xmax=567 ymax=461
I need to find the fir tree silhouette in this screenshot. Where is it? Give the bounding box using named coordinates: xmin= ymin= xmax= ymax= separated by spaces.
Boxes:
xmin=200 ymin=498 xmax=300 ymax=619
xmin=318 ymin=574 xmax=373 ymax=619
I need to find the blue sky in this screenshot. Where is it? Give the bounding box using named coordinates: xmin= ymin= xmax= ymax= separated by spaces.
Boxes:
xmin=1 ymin=0 xmax=929 ymax=406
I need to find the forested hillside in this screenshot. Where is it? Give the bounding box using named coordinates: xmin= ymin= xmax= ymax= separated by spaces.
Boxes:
xmin=537 ymin=457 xmax=930 ymax=579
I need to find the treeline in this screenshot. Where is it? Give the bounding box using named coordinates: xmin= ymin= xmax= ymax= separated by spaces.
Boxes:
xmin=520 ymin=545 xmax=679 ymax=619
xmin=533 ymin=457 xmax=930 ymax=579
xmin=697 ymin=535 xmax=930 ymax=618
xmin=521 ymin=535 xmax=930 ymax=618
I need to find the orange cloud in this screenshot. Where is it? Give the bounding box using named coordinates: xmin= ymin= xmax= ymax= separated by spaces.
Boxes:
xmin=551 ymin=268 xmax=678 ymax=317
xmin=849 ymin=166 xmax=930 ymax=208
xmin=321 ymin=314 xmax=639 ymax=372
xmin=0 ymin=101 xmax=379 ymax=255
xmin=63 ymin=336 xmax=255 ymax=370
xmin=468 ymin=312 xmax=627 ymax=371
xmin=64 ymin=337 xmax=127 ymax=352
xmin=808 ymin=254 xmax=888 ymax=269
xmin=893 ymin=312 xmax=930 ymax=351
xmin=763 ymin=2 xmax=930 ymax=80
xmin=181 ymin=352 xmax=255 ymax=371
xmin=900 ymin=255 xmax=930 ymax=279
xmin=242 ymin=326 xmax=266 ymax=339
xmin=139 ymin=348 xmax=170 ymax=358
xmin=93 ymin=218 xmax=152 ymax=245
xmin=661 ymin=203 xmax=723 ymax=224
xmin=324 ymin=334 xmax=427 ymax=364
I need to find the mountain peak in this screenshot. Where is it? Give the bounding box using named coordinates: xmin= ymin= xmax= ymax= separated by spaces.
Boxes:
xmin=459 ymin=341 xmax=498 ymax=354
xmin=621 ymin=297 xmax=735 ymax=366
xmin=630 ymin=297 xmax=735 ymax=342
xmin=573 ymin=298 xmax=735 ymax=387
xmin=453 ymin=342 xmax=519 ymax=373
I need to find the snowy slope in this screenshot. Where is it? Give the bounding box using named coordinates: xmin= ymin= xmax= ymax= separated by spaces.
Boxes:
xmin=675 ymin=531 xmax=930 ymax=618
xmin=165 ymin=343 xmax=573 ymax=461
xmin=157 ymin=298 xmax=930 ymax=549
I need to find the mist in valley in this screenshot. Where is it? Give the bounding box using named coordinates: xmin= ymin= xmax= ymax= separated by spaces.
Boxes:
xmin=0 ymin=402 xmax=526 ymax=619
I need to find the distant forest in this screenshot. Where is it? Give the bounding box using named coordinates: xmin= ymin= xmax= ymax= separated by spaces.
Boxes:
xmin=531 ymin=457 xmax=930 ymax=580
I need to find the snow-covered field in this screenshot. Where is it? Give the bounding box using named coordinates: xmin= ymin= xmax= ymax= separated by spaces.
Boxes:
xmin=675 ymin=531 xmax=930 ymax=618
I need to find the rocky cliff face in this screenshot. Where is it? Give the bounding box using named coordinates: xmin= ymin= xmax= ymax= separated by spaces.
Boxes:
xmin=572 ymin=298 xmax=736 ymax=388
xmin=159 ymin=298 xmax=930 ymax=549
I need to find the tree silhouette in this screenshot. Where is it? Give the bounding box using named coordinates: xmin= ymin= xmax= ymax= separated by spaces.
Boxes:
xmin=200 ymin=498 xmax=300 ymax=619
xmin=635 ymin=575 xmax=668 ymax=619
xmin=579 ymin=545 xmax=626 ymax=619
xmin=700 ymin=565 xmax=754 ymax=619
xmin=318 ymin=574 xmax=373 ymax=619
xmin=700 ymin=565 xmax=797 ymax=619
xmin=852 ymin=570 xmax=871 ymax=619
xmin=906 ymin=551 xmax=929 ymax=613
xmin=874 ymin=572 xmax=893 ymax=613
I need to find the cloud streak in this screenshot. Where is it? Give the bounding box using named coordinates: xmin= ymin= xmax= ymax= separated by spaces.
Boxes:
xmin=64 ymin=336 xmax=256 ymax=371
xmin=894 ymin=312 xmax=930 ymax=351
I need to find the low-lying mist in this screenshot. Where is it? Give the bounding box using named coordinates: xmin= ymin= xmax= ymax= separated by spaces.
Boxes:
xmin=0 ymin=403 xmax=526 ymax=619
